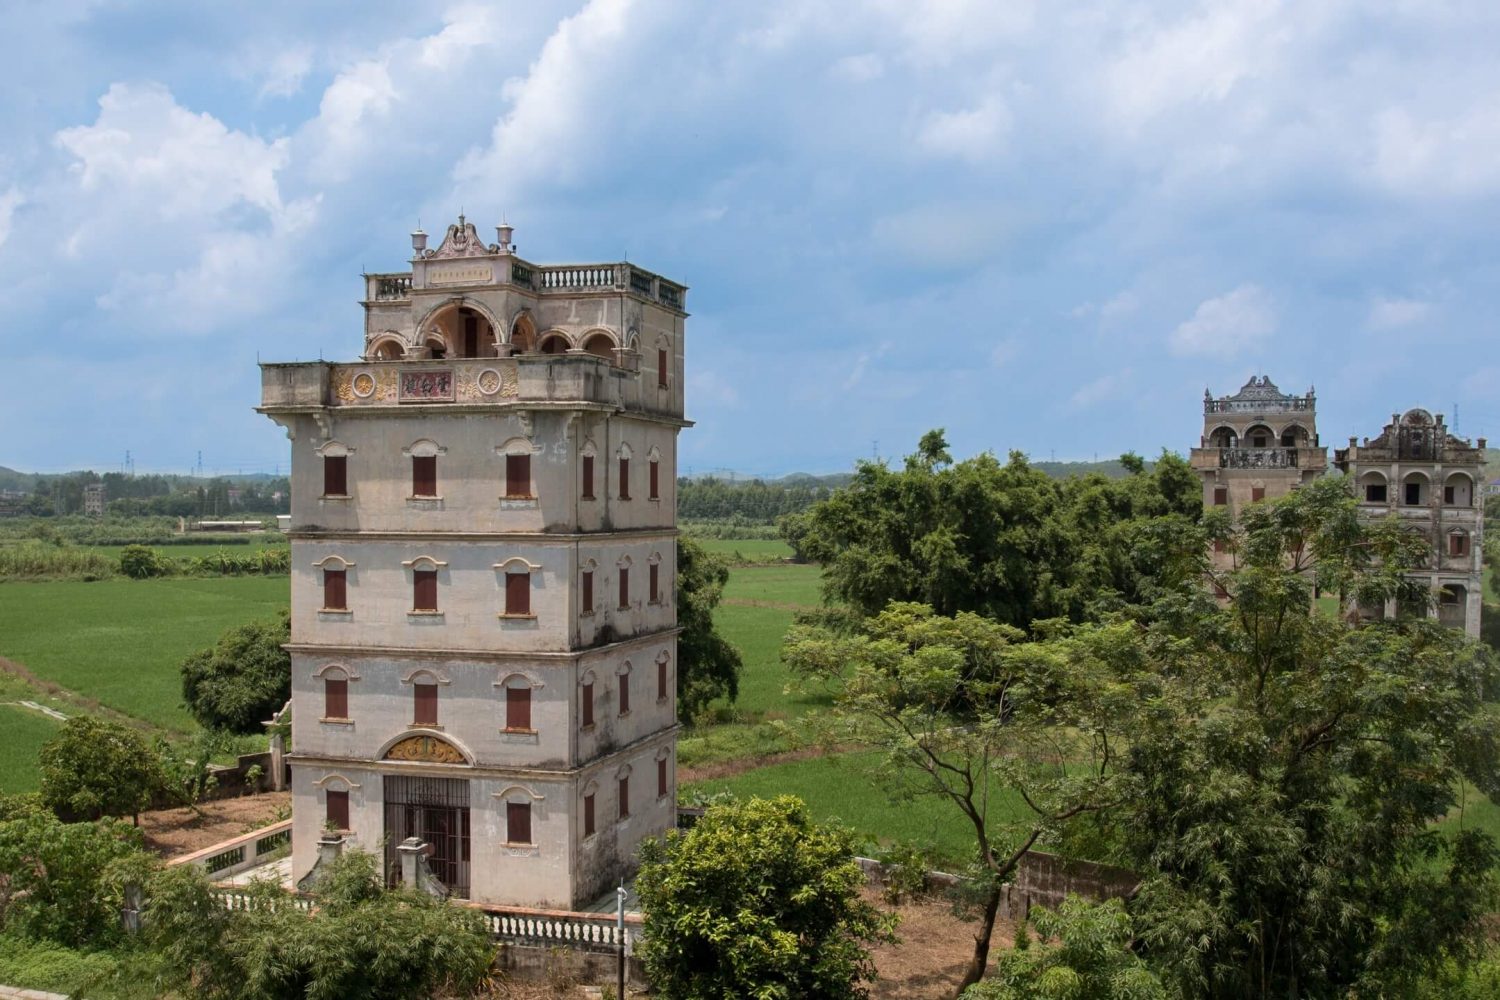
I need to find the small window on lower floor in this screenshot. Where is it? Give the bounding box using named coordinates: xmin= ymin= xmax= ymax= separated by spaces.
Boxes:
xmin=1449 ymin=533 xmax=1470 ymax=558
xmin=326 ymin=789 xmax=349 ymax=831
xmin=506 ymin=686 xmax=532 ymax=731
xmin=618 ymin=777 xmax=630 ymax=819
xmin=584 ymin=793 xmax=595 ymax=837
xmin=657 ymin=757 xmax=668 ymax=798
xmin=1213 ymin=486 xmax=1228 ymax=506
xmin=324 ymin=677 xmax=348 ymax=719
xmin=1365 ymin=483 xmax=1387 ymax=503
xmin=506 ymin=801 xmax=532 ymax=845
xmin=1251 ymin=487 xmax=1265 ymax=503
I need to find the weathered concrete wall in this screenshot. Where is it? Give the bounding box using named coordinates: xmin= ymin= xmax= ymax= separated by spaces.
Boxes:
xmin=493 ymin=942 xmax=647 ymax=990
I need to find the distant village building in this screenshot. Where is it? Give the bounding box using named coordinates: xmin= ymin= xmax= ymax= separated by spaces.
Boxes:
xmin=226 ymin=487 xmax=242 ymax=507
xmin=1334 ymin=410 xmax=1485 ymax=637
xmin=1190 ymin=376 xmax=1325 ymax=575
xmin=82 ymin=482 xmax=106 ymax=516
xmin=258 ymin=216 xmax=687 ymax=907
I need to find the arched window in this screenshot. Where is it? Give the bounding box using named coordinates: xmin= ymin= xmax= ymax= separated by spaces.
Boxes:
xmin=500 ymin=674 xmax=534 ymax=732
xmin=510 ymin=314 xmax=535 ymax=354
xmin=647 ymin=551 xmax=662 ymax=604
xmin=403 ymin=440 xmax=445 ymax=499
xmin=313 ymin=555 xmax=355 ymax=611
xmin=618 ymin=661 xmax=632 ymax=716
xmin=1448 ymin=530 xmax=1471 ymax=559
xmin=581 ymin=558 xmax=597 ymax=615
xmin=404 ymin=668 xmax=444 ymax=726
xmin=494 ymin=557 xmax=539 ymax=618
xmin=1359 ymin=471 xmax=1388 ymax=504
xmin=656 ymin=651 xmax=671 ymax=702
xmin=403 ymin=556 xmax=446 ymax=614
xmin=1402 ymin=471 xmax=1429 ymax=507
xmin=581 ymin=330 xmax=616 ymax=360
xmin=617 ymin=555 xmax=633 ymax=609
xmin=647 ymin=445 xmax=662 ymax=501
xmin=617 ymin=443 xmax=633 ymax=501
xmin=538 ymin=332 xmax=570 ymax=355
xmin=496 ymin=437 xmax=535 ymax=500
xmin=1444 ymin=472 xmax=1474 ymax=507
xmin=581 ymin=439 xmax=598 ymax=501
xmin=580 ymin=670 xmax=596 ymax=729
xmin=315 ymin=664 xmax=355 ymax=720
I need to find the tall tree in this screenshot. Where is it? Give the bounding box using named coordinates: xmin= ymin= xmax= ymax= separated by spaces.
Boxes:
xmin=675 ymin=538 xmax=742 ymax=719
xmin=180 ymin=610 xmax=291 ymax=733
xmin=38 ymin=716 xmax=162 ymax=824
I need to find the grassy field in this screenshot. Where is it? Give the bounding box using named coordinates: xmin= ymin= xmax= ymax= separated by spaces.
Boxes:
xmin=684 ymin=750 xmax=1034 ymax=865
xmin=689 ymin=537 xmax=794 ymax=562
xmin=0 ymin=576 xmax=288 ymax=732
xmin=0 ymin=704 xmax=61 ymax=794
xmin=77 ymin=534 xmax=287 ymax=563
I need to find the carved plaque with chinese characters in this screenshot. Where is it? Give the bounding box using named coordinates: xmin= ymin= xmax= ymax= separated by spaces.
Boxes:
xmin=399 ymin=369 xmax=454 ymax=403
xmin=384 ymin=734 xmax=465 ymax=764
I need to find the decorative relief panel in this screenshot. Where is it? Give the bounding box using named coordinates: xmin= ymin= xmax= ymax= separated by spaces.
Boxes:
xmin=332 ymin=363 xmax=516 ymax=405
xmin=384 ymin=734 xmax=466 ymax=764
xmin=399 ymin=369 xmax=455 ymax=403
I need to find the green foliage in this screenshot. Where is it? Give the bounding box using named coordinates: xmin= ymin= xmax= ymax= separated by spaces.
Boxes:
xmin=180 ymin=609 xmax=291 ymax=733
xmin=38 ymin=716 xmax=161 ymax=822
xmin=1122 ymin=477 xmax=1500 ymax=999
xmin=119 ymin=543 xmax=164 ymax=579
xmin=0 ymin=805 xmax=146 ymax=947
xmin=678 ymin=476 xmax=841 ymax=523
xmin=874 ymin=840 xmax=933 ymax=905
xmin=676 ymin=538 xmax=743 ymax=719
xmin=143 ymin=849 xmax=495 ymax=1000
xmin=962 ymin=897 xmax=1166 ymax=1000
xmin=636 ymin=795 xmax=895 ymax=1000
xmin=0 ymin=541 xmax=117 ymax=581
xmin=795 ymin=433 xmax=1203 ymax=632
xmin=0 ymin=707 xmax=61 ymax=795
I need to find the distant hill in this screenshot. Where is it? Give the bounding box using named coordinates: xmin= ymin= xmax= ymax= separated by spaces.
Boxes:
xmin=0 ymin=466 xmax=32 ymax=492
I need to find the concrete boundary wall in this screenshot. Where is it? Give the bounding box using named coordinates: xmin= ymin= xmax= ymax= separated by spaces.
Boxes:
xmin=856 ymin=849 xmax=1139 ymax=920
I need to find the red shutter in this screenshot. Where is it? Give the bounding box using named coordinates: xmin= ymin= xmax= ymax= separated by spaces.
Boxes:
xmin=581 ymin=682 xmax=594 ymax=727
xmin=584 ymin=793 xmax=595 ymax=836
xmin=413 ymin=455 xmax=437 ymax=496
xmin=323 ymin=568 xmax=347 ymax=610
xmin=506 ymin=571 xmax=530 ymax=615
xmin=649 ymin=460 xmax=659 ymax=500
xmin=507 ymin=801 xmax=531 ymax=844
xmin=619 ymin=672 xmax=630 ymax=715
xmin=506 ymin=686 xmax=531 ymax=731
xmin=413 ymin=569 xmax=438 ymax=611
xmin=658 ymin=758 xmax=668 ymax=798
xmin=325 ymin=677 xmax=348 ymax=719
xmin=657 ymin=348 xmax=668 ymax=388
xmin=657 ymin=659 xmax=667 ymax=700
xmin=618 ymin=567 xmax=629 ymax=608
xmin=582 ymin=455 xmax=595 ymax=499
xmin=1213 ymin=486 xmax=1228 ymax=506
xmin=1251 ymin=487 xmax=1265 ymax=502
xmin=582 ymin=571 xmax=594 ymax=613
xmin=619 ymin=458 xmax=630 ymax=499
xmin=414 ymin=682 xmax=438 ymax=725
xmin=326 ymin=789 xmax=349 ymax=830
xmin=506 ymin=454 xmax=530 ymax=498
xmin=649 ymin=563 xmax=659 ymax=603
xmin=324 ymin=455 xmax=347 ymax=496
xmin=618 ymin=777 xmax=629 ymax=819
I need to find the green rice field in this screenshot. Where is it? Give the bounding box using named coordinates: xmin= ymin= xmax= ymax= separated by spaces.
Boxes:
xmin=0 ymin=705 xmax=61 ymax=795
xmin=0 ymin=576 xmax=288 ymax=732
xmin=688 ymin=537 xmax=794 ymax=562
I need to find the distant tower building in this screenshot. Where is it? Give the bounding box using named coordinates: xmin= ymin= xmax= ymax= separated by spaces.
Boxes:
xmin=259 ymin=216 xmax=688 ymax=907
xmin=1334 ymin=410 xmax=1485 ymax=636
xmin=1192 ymin=375 xmax=1326 ymax=521
xmin=82 ymin=483 xmax=106 ymax=517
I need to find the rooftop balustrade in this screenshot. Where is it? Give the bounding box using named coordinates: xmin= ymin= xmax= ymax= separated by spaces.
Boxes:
xmin=361 ymin=260 xmax=686 ymax=313
xmin=1189 ymin=446 xmax=1328 ymax=471
xmin=1204 ymin=397 xmax=1314 ymax=414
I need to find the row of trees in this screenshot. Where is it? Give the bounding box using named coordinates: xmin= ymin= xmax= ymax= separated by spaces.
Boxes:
xmin=766 ymin=430 xmax=1500 ymax=998
xmin=12 ymin=472 xmax=290 ymax=517
xmin=678 ymin=475 xmax=842 ymax=523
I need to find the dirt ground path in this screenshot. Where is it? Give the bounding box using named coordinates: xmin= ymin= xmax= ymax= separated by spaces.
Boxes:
xmin=137 ymin=791 xmax=290 ymax=857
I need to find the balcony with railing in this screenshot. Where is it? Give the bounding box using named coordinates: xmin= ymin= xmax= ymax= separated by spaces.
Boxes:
xmin=362 ymin=260 xmax=686 ymax=313
xmin=1190 ymin=446 xmax=1327 ymax=472
xmin=260 ymin=354 xmax=680 ymax=419
xmin=1204 ymin=397 xmax=1314 ymax=414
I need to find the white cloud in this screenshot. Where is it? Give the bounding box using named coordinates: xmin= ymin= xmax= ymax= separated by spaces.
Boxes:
xmin=55 ymin=82 xmax=291 ymax=221
xmin=307 ymin=59 xmax=396 ymax=180
xmin=830 ymin=52 xmax=884 ymax=83
xmin=1367 ymin=295 xmax=1431 ymax=330
xmin=1170 ymin=284 xmax=1276 ymax=358
xmin=258 ymin=45 xmax=314 ymax=99
xmin=989 ymin=339 xmax=1019 ymax=368
xmin=0 ymin=187 xmax=23 ymax=251
xmin=1069 ymin=368 xmax=1134 ymax=410
xmin=916 ymin=97 xmax=1011 ymax=162
xmin=1371 ymin=104 xmax=1500 ymax=197
xmin=419 ymin=3 xmax=502 ymax=67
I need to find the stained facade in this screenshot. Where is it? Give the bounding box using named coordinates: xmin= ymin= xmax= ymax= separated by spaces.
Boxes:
xmin=1334 ymin=410 xmax=1486 ymax=637
xmin=259 ymin=217 xmax=688 ymax=907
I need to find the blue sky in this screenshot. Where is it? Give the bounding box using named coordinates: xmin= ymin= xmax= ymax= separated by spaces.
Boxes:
xmin=4 ymin=0 xmax=1499 ymax=478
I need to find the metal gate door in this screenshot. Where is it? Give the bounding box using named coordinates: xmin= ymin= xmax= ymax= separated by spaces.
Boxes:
xmin=383 ymin=775 xmax=471 ymax=898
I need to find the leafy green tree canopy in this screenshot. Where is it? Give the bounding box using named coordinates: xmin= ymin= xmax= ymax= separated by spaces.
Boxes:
xmin=675 ymin=538 xmax=742 ymax=719
xmin=636 ymin=795 xmax=895 ymax=1000
xmin=38 ymin=716 xmax=161 ymax=823
xmin=180 ymin=609 xmax=291 ymax=733
xmin=793 ymin=431 xmax=1203 ymax=631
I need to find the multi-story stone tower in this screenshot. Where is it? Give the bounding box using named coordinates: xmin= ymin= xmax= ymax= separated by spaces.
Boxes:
xmin=1190 ymin=376 xmax=1327 ymax=575
xmin=259 ymin=216 xmax=687 ymax=908
xmin=1334 ymin=409 xmax=1485 ymax=636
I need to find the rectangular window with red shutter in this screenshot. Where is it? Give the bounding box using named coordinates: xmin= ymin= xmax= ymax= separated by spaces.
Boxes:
xmin=649 ymin=460 xmax=660 ymax=500
xmin=323 ymin=455 xmax=347 ymax=496
xmin=505 ymin=571 xmax=531 ymax=616
xmin=505 ymin=454 xmax=531 ymax=498
xmin=584 ymin=793 xmax=595 ymax=836
xmin=1450 ymin=534 xmax=1469 ymax=557
xmin=657 ymin=659 xmax=667 ymax=701
xmin=412 ymin=455 xmax=437 ymax=497
xmin=619 ymin=458 xmax=630 ymax=499
xmin=1213 ymin=486 xmax=1228 ymax=506
xmin=1251 ymin=487 xmax=1265 ymax=502
xmin=581 ymin=682 xmax=594 ymax=728
xmin=582 ymin=455 xmax=595 ymax=499
xmin=658 ymin=758 xmax=668 ymax=798
xmin=414 ymin=682 xmax=438 ymax=725
xmin=326 ymin=789 xmax=349 ymax=830
xmin=619 ymin=672 xmax=630 ymax=715
xmin=506 ymin=686 xmax=531 ymax=731
xmin=618 ymin=567 xmax=629 ymax=608
xmin=323 ymin=568 xmax=347 ymax=610
xmin=648 ymin=563 xmax=659 ymax=604
xmin=657 ymin=348 xmax=668 ymax=388
xmin=324 ymin=677 xmax=348 ymax=719
xmin=582 ymin=571 xmax=594 ymax=614
xmin=413 ymin=569 xmax=438 ymax=611
xmin=618 ymin=777 xmax=629 ymax=819
xmin=507 ymin=801 xmax=531 ymax=844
